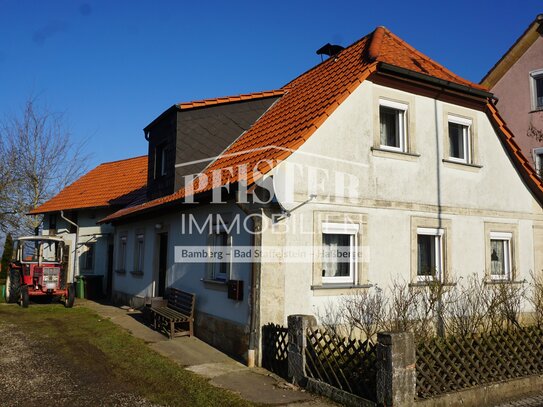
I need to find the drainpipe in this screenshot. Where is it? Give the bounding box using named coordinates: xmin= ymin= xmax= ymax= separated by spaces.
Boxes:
xmin=236 ymin=200 xmax=263 ymax=368
xmin=247 ymin=213 xmax=262 ymax=367
xmin=60 ymin=210 xmax=79 ymax=283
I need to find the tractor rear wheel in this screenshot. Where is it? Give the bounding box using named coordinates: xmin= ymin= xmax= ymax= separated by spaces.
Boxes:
xmin=20 ymin=286 xmax=29 ymax=308
xmin=65 ymin=284 xmax=75 ymax=308
xmin=5 ymin=269 xmax=21 ymax=303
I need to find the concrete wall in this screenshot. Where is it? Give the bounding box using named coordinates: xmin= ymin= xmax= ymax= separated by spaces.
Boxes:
xmin=260 ymin=79 xmax=543 ymax=325
xmin=491 ymin=35 xmax=543 ymax=168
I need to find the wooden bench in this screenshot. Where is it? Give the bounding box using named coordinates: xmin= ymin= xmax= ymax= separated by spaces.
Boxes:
xmin=150 ymin=288 xmax=195 ymax=339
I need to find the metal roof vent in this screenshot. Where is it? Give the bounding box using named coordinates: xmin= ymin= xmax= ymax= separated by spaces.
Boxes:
xmin=316 ymin=43 xmax=344 ymax=61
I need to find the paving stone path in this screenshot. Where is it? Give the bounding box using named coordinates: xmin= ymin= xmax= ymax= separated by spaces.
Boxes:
xmin=495 ymin=394 xmax=543 ymax=407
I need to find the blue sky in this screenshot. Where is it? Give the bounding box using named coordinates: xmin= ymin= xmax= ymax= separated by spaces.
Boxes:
xmin=0 ymin=1 xmax=540 ymax=168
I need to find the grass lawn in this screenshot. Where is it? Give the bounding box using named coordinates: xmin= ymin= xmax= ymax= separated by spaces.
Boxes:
xmin=0 ymin=303 xmax=254 ymax=407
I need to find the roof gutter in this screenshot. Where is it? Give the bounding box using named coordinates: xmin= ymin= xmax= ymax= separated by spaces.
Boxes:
xmin=378 ymin=62 xmax=493 ymax=99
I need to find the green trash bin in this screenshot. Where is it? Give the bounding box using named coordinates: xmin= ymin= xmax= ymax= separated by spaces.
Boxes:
xmin=76 ymin=276 xmax=85 ymax=299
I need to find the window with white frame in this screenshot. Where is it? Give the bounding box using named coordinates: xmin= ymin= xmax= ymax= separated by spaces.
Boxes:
xmin=530 ymin=69 xmax=543 ymax=110
xmin=448 ymin=115 xmax=472 ymax=163
xmin=207 ymin=229 xmax=231 ymax=281
xmin=534 ymin=147 xmax=543 ymax=178
xmin=134 ymin=233 xmax=145 ymax=272
xmin=118 ymin=235 xmax=127 ymax=271
xmin=379 ymin=99 xmax=408 ymax=152
xmin=416 ymin=228 xmax=443 ymax=282
xmin=321 ymin=223 xmax=359 ymax=284
xmin=490 ymin=232 xmax=512 ymax=281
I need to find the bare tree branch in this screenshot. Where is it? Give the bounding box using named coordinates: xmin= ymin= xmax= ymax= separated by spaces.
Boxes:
xmin=0 ymin=96 xmax=89 ymax=235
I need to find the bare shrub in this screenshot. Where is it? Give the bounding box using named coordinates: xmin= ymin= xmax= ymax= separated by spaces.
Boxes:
xmin=487 ymin=281 xmax=526 ymax=331
xmin=317 ymin=287 xmax=387 ymax=341
xmin=446 ymin=274 xmax=489 ymax=336
xmin=528 ymin=270 xmax=543 ymax=328
xmin=384 ymin=279 xmax=419 ymax=334
xmin=342 ymin=287 xmax=387 ymax=341
xmin=318 ymin=299 xmax=353 ymax=339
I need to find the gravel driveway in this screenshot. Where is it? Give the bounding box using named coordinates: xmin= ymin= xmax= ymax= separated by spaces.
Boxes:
xmin=0 ymin=320 xmax=158 ymax=407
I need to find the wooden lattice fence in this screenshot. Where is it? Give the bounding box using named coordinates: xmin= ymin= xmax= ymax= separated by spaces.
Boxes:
xmin=261 ymin=323 xmax=289 ymax=379
xmin=305 ymin=328 xmax=378 ymax=402
xmin=416 ymin=326 xmax=543 ymax=399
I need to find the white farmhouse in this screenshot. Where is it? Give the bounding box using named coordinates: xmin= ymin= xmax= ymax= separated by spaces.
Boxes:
xmin=36 ymin=27 xmax=543 ymax=365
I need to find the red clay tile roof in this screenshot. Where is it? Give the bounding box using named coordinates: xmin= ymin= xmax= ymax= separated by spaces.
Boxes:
xmin=177 ymin=90 xmax=286 ymax=110
xmin=370 ymin=27 xmax=487 ymax=91
xmin=29 ymin=156 xmax=148 ymax=215
xmin=100 ymin=26 xmax=539 ymax=223
xmin=486 ymin=101 xmax=543 ymax=202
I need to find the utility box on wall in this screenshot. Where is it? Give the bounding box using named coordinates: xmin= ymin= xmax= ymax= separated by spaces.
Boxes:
xmin=227 ymin=280 xmax=243 ymax=301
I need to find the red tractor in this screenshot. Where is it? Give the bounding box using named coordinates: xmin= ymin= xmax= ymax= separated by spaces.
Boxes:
xmin=5 ymin=236 xmax=75 ymax=308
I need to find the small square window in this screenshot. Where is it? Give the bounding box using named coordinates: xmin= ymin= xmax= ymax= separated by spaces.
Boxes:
xmin=416 ymin=228 xmax=443 ymax=282
xmin=379 ymin=100 xmax=408 ymax=152
xmin=490 ymin=232 xmax=512 ymax=281
xmin=321 ymin=223 xmax=359 ymax=284
xmin=448 ymin=116 xmax=472 ymax=164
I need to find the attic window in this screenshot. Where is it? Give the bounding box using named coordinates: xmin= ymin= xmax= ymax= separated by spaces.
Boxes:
xmin=379 ymin=99 xmax=408 ymax=152
xmin=447 ymin=115 xmax=472 ymax=164
xmin=530 ymin=69 xmax=543 ymax=110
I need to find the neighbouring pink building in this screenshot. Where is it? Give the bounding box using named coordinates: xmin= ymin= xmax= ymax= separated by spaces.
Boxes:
xmin=482 ymin=14 xmax=543 ymax=173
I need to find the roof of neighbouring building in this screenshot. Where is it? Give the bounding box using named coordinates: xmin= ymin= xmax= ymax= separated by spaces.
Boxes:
xmin=29 ymin=155 xmax=148 ymax=215
xmin=481 ymin=14 xmax=543 ymax=88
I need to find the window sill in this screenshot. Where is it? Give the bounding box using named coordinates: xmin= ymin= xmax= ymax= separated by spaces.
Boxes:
xmin=529 ymin=108 xmax=543 ymax=114
xmin=311 ymin=284 xmax=372 ymax=296
xmin=130 ymin=270 xmax=144 ymax=277
xmin=484 ymin=280 xmax=525 ymax=285
xmin=114 ymin=269 xmax=126 ymax=275
xmin=409 ymin=282 xmax=457 ymax=288
xmin=201 ymin=278 xmax=228 ymax=291
xmin=312 ymin=283 xmax=372 ymax=290
xmin=201 ymin=278 xmax=228 ymax=285
xmin=442 ymin=159 xmax=482 ymax=171
xmin=371 ymin=147 xmax=420 ymax=162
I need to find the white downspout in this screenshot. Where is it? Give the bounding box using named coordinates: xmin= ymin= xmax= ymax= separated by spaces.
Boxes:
xmin=60 ymin=210 xmax=79 ymax=283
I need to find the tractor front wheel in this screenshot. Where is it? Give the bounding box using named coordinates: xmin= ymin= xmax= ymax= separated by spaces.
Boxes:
xmin=65 ymin=284 xmax=75 ymax=308
xmin=20 ymin=286 xmax=29 ymax=308
xmin=5 ymin=269 xmax=21 ymax=304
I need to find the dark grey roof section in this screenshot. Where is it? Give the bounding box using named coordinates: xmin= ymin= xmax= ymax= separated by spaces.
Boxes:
xmin=174 ymin=97 xmax=281 ymax=190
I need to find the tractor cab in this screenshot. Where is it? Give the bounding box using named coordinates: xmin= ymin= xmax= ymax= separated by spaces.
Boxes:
xmin=6 ymin=236 xmax=74 ymax=308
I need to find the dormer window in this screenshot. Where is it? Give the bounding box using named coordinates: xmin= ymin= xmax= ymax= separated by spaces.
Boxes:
xmin=154 ymin=144 xmax=167 ymax=179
